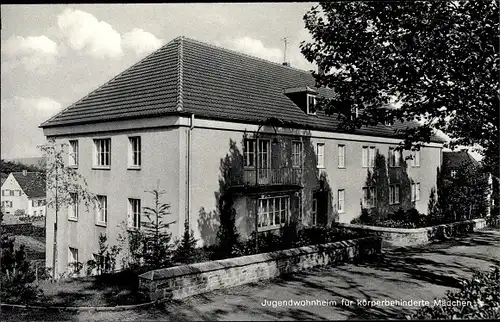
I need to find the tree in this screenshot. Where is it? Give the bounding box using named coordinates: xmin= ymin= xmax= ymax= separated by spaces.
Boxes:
xmin=214 ymin=192 xmax=240 ymax=259
xmin=300 ymin=1 xmax=499 ymax=176
xmin=1 ymin=235 xmax=42 ymax=304
xmin=172 ymin=222 xmax=198 ymax=264
xmin=141 ymin=186 xmax=176 ymax=269
xmin=38 ymin=139 xmax=97 ymax=278
xmin=0 ymin=159 xmax=43 ymax=174
xmin=440 ymin=162 xmax=491 ymax=221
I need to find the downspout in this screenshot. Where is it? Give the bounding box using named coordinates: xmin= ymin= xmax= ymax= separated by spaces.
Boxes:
xmin=186 ymin=113 xmax=195 ymax=229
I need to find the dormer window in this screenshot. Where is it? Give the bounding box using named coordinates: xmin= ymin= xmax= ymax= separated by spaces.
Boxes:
xmin=307 ymin=94 xmax=317 ymax=115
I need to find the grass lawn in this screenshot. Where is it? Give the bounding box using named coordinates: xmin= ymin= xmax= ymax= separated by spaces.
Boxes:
xmin=36 ymin=270 xmax=149 ymax=307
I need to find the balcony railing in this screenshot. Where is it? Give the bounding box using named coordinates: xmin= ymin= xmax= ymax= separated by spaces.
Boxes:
xmin=229 ymin=167 xmax=303 ymax=187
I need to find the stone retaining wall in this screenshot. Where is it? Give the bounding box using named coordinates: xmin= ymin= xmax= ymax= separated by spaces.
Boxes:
xmin=335 ymin=218 xmax=487 ymax=248
xmin=139 ymin=236 xmax=381 ymax=301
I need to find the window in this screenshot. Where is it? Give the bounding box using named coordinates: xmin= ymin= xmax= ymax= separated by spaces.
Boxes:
xmin=316 ymin=143 xmax=325 ymax=168
xmin=129 ymin=137 xmax=141 ymax=168
xmin=292 ymin=141 xmax=303 ymax=168
xmin=33 ymin=211 xmax=37 ymax=216
xmin=362 ymin=146 xmax=376 ymax=167
xmin=9 ymin=190 xmax=14 ymax=196
xmin=451 ymin=170 xmax=457 ymax=178
xmin=307 ymin=94 xmax=317 ymax=115
xmin=411 ymin=183 xmax=421 ymax=202
xmin=128 ymin=198 xmax=141 ymax=229
xmin=16 ymin=190 xmax=21 ymax=196
xmin=350 ymin=107 xmax=359 ymax=120
xmin=68 ymin=247 xmax=78 ymax=272
xmin=96 ymin=195 xmax=108 ymax=225
xmin=1 ymin=190 xmax=4 ymax=196
xmin=258 ymin=196 xmax=289 ymax=230
xmin=39 ymin=209 xmax=43 ymax=217
xmin=5 ymin=201 xmax=12 ymax=208
xmin=312 ymin=197 xmax=318 ymax=225
xmin=389 ymin=148 xmax=401 ymax=167
xmin=338 ymin=189 xmax=345 ymax=213
xmin=389 ymin=185 xmax=400 ymax=205
xmin=68 ymin=192 xmax=78 ymax=220
xmin=411 ymin=149 xmax=420 ymax=167
xmin=244 ymin=139 xmax=256 ymax=167
xmin=68 ymin=140 xmax=78 ymax=167
xmin=338 ymin=144 xmax=345 ymax=168
xmin=362 ymin=187 xmax=376 ymax=208
xmin=94 ymin=138 xmax=111 ymax=167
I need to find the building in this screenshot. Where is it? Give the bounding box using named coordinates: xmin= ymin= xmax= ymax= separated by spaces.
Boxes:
xmin=1 ymin=171 xmax=46 ymax=216
xmin=442 ymin=149 xmax=481 ymax=179
xmin=40 ymin=36 xmax=444 ymax=275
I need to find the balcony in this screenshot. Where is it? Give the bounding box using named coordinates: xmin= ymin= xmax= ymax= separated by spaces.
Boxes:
xmin=228 ymin=167 xmax=303 ymax=188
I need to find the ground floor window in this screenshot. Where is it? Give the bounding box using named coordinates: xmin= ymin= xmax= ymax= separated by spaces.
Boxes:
xmin=312 ymin=196 xmax=318 ymax=225
xmin=258 ymin=196 xmax=289 ymax=230
xmin=362 ymin=187 xmax=376 ymax=208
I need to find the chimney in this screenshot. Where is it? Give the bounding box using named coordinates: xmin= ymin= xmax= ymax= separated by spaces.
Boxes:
xmin=22 ymin=170 xmax=27 ymax=176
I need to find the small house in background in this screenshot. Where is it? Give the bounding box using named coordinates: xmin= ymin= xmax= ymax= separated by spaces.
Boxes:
xmin=0 ymin=171 xmax=46 ymax=216
xmin=442 ymin=149 xmax=481 ymax=179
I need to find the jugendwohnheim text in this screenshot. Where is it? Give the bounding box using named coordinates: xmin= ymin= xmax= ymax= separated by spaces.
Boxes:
xmin=261 ymin=299 xmax=472 ymax=308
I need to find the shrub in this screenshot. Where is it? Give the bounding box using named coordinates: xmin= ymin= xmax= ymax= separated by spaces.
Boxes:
xmin=173 ymin=223 xmax=199 ymax=264
xmin=408 ymin=266 xmax=500 ymax=320
xmin=280 ymin=221 xmax=299 ymax=250
xmin=1 ymin=235 xmax=43 ymax=304
xmin=351 ymin=208 xmax=374 ymax=225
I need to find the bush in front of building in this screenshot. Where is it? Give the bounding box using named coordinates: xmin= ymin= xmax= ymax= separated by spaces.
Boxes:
xmin=407 ymin=266 xmax=500 ymax=320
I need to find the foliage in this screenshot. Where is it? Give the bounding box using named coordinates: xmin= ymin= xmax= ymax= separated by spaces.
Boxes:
xmin=351 ymin=208 xmax=374 ymax=225
xmin=172 ymin=223 xmax=199 ymax=264
xmin=439 ymin=162 xmax=491 ymax=221
xmin=301 ymin=1 xmax=499 ymax=176
xmin=93 ymin=233 xmax=122 ymax=275
xmin=140 ymin=187 xmax=176 ymax=270
xmin=1 ymin=235 xmax=43 ymax=304
xmin=279 ymin=221 xmax=299 ymax=250
xmin=214 ymin=192 xmax=240 ymax=259
xmin=408 ymin=266 xmax=500 ymax=320
xmin=0 ymin=159 xmax=43 ymax=174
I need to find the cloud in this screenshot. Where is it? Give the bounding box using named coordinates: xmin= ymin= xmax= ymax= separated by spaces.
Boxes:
xmin=1 ymin=35 xmax=59 ymax=72
xmin=225 ymin=36 xmax=283 ymax=63
xmin=1 ymin=97 xmax=62 ymax=158
xmin=57 ymin=8 xmax=123 ymax=58
xmin=122 ymin=28 xmax=164 ymax=56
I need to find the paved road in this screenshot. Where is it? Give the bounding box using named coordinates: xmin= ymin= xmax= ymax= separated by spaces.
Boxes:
xmin=3 ymin=229 xmax=499 ymax=321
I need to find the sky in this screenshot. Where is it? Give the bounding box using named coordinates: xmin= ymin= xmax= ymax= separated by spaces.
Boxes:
xmin=1 ymin=3 xmax=317 ymax=159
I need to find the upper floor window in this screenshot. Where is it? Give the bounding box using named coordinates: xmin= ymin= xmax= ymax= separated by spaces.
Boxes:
xmin=68 ymin=140 xmax=79 ymax=167
xmin=389 ymin=147 xmax=401 ymax=167
xmin=389 ymin=184 xmax=400 ymax=205
xmin=362 ymin=146 xmax=376 ymax=168
xmin=307 ymin=94 xmax=317 ymax=115
xmin=68 ymin=192 xmax=78 ymax=220
xmin=96 ymin=195 xmax=108 ymax=226
xmin=316 ymin=143 xmax=325 ymax=168
xmin=451 ymin=170 xmax=457 ymax=178
xmin=411 ymin=149 xmax=421 ymax=167
xmin=94 ymin=138 xmax=111 ymax=168
xmin=9 ymin=190 xmax=15 ymax=196
xmin=128 ymin=136 xmax=141 ymax=168
xmin=338 ymin=189 xmax=345 ymax=213
xmin=258 ymin=196 xmax=289 ymax=231
xmin=292 ymin=141 xmax=303 ymax=168
xmin=244 ymin=139 xmax=256 ymax=167
xmin=128 ymin=198 xmax=141 ymax=229
xmin=362 ymin=186 xmax=376 ymax=208
xmin=338 ymin=144 xmax=345 ymax=168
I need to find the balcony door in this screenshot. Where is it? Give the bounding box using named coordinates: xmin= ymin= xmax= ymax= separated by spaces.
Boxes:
xmin=257 ymin=139 xmax=271 ymax=184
